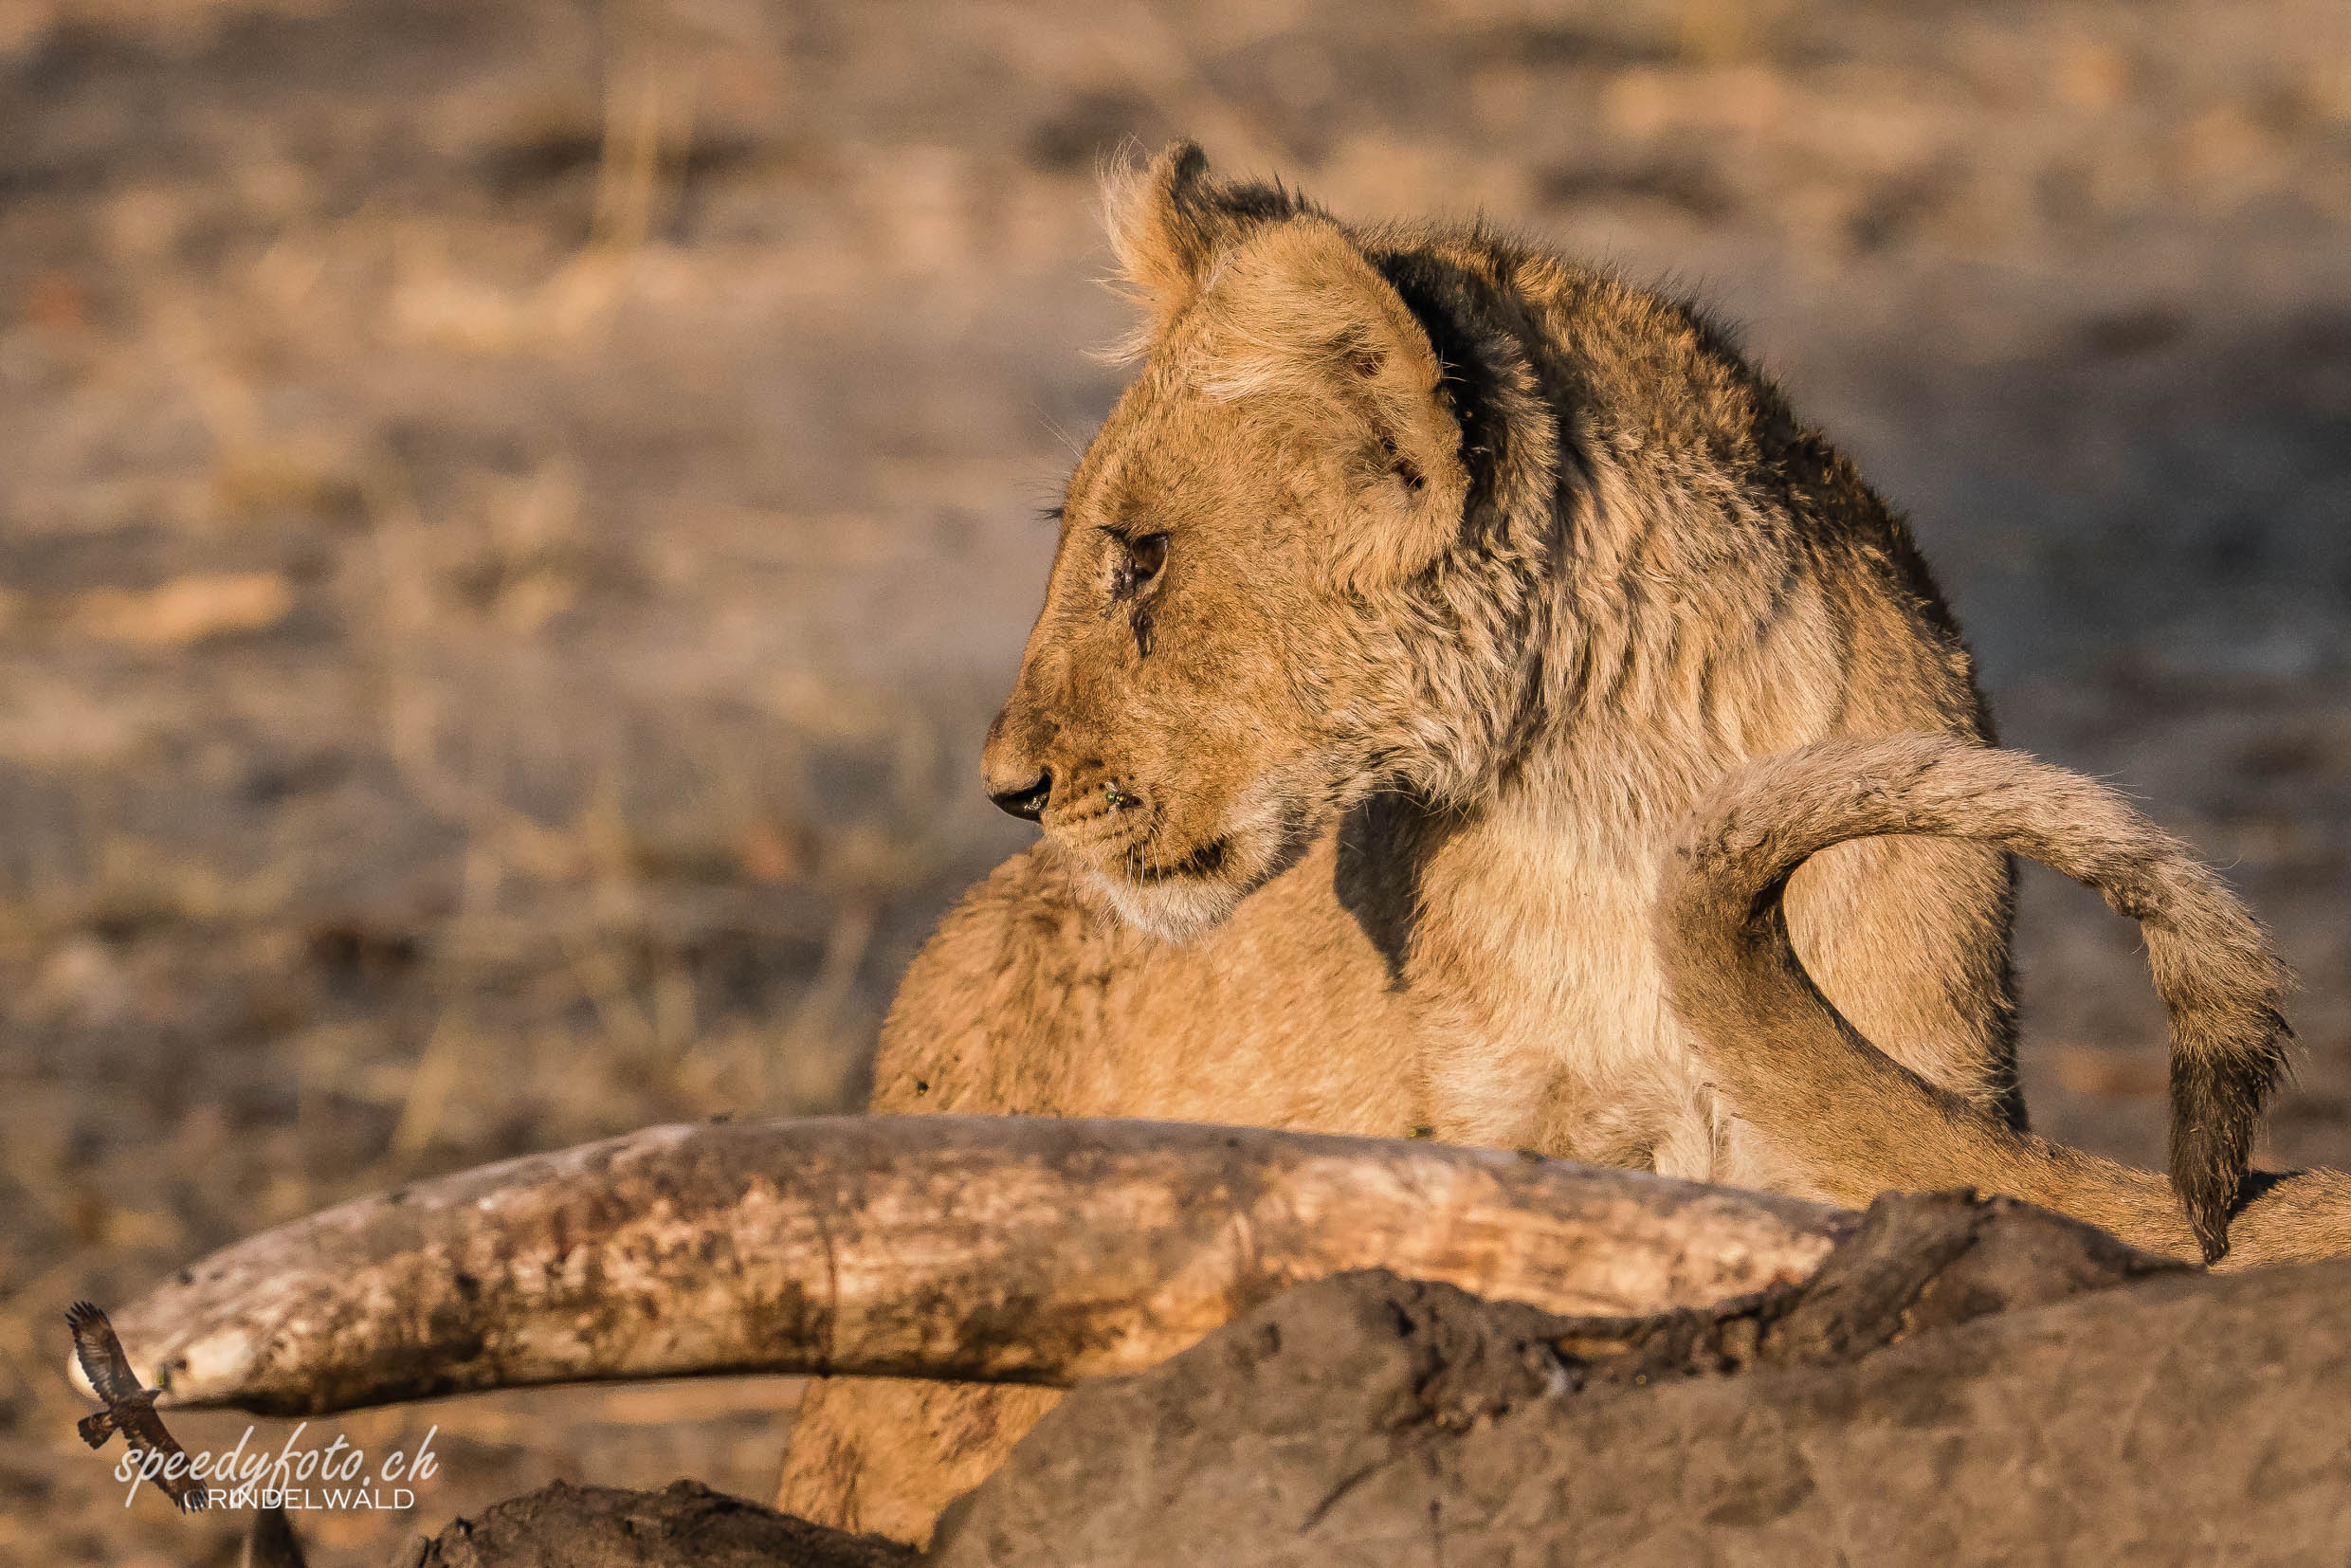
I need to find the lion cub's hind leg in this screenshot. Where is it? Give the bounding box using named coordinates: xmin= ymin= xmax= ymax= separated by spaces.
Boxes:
xmin=778 ymin=1378 xmax=1063 ymax=1547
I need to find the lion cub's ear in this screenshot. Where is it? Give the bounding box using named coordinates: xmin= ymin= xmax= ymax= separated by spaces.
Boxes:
xmin=1103 ymin=141 xmax=1311 ymax=356
xmin=1198 ymin=220 xmax=1469 ymax=590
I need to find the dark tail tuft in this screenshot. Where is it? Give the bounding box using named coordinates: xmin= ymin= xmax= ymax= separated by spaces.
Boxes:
xmin=2173 ymin=1014 xmax=2294 ymax=1263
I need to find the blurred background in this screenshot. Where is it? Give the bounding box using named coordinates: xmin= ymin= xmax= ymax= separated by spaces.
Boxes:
xmin=0 ymin=0 xmax=2344 ymax=1560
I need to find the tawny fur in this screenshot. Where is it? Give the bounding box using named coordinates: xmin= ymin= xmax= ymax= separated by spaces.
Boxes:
xmin=1657 ymin=731 xmax=2351 ymax=1268
xmin=780 ymin=142 xmax=2021 ymax=1543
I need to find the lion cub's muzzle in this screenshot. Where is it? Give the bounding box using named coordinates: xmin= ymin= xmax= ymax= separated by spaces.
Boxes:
xmin=982 ymin=693 xmax=1167 ymax=870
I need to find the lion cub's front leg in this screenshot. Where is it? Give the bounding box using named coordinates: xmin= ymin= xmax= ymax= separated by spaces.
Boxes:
xmin=775 ymin=854 xmax=1100 ymax=1543
xmin=777 ymin=1378 xmax=1061 ymax=1545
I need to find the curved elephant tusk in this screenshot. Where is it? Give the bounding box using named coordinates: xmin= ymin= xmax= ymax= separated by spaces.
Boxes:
xmin=87 ymin=1116 xmax=1850 ymax=1415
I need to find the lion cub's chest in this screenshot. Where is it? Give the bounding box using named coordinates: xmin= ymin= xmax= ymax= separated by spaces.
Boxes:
xmin=1398 ymin=816 xmax=1729 ymax=1183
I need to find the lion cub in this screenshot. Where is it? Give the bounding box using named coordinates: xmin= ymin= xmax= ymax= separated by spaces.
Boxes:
xmin=780 ymin=143 xmax=2020 ymax=1542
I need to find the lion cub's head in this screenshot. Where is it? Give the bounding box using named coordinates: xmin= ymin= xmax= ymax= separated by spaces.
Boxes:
xmin=983 ymin=144 xmax=1547 ymax=941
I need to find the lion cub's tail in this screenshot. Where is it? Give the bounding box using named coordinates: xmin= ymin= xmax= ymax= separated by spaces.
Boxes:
xmin=1656 ymin=734 xmax=2291 ymax=1265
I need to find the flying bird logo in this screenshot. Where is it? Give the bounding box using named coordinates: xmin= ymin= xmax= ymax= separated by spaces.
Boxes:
xmin=65 ymin=1300 xmax=210 ymax=1512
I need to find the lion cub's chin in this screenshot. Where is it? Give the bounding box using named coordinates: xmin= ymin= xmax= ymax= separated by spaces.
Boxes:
xmin=1078 ymin=870 xmax=1249 ymax=946
xmin=1058 ymin=801 xmax=1325 ymax=943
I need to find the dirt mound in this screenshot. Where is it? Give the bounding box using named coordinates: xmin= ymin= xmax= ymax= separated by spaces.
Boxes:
xmin=934 ymin=1194 xmax=2351 ymax=1565
xmin=397 ymin=1479 xmax=913 ymax=1568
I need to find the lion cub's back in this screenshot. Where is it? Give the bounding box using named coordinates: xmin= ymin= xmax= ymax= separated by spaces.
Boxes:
xmin=872 ymin=835 xmax=1422 ymax=1136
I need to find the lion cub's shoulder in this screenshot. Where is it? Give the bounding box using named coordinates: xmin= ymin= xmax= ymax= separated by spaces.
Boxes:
xmin=872 ymin=845 xmax=1126 ymax=1115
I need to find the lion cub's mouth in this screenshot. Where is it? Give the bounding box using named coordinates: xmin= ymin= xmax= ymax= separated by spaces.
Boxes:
xmin=1051 ymin=810 xmax=1230 ymax=887
xmin=1121 ymin=836 xmax=1229 ymax=884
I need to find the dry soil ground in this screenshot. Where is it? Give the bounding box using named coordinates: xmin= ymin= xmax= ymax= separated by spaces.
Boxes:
xmin=0 ymin=1 xmax=2344 ymax=1562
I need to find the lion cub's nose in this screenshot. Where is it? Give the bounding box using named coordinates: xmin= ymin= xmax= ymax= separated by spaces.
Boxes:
xmin=987 ymin=767 xmax=1053 ymax=823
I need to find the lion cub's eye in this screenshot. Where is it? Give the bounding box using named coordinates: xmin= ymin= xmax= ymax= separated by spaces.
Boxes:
xmin=1111 ymin=532 xmax=1169 ymax=599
